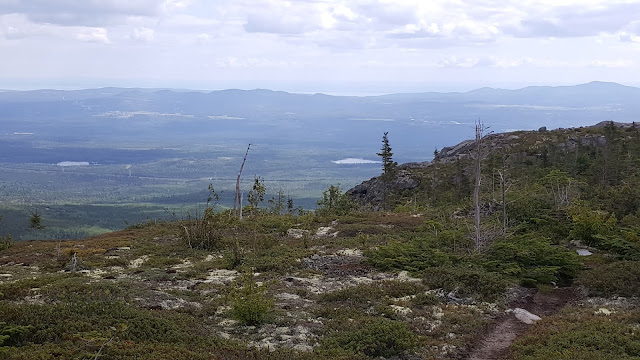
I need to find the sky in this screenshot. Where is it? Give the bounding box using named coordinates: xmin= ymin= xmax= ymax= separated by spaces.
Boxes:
xmin=1 ymin=0 xmax=639 ymax=93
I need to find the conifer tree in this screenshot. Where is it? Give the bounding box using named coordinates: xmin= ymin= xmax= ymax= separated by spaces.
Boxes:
xmin=377 ymin=132 xmax=398 ymax=210
xmin=29 ymin=210 xmax=44 ymax=230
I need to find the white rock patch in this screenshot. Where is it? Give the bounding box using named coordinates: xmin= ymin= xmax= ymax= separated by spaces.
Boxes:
xmin=595 ymin=308 xmax=614 ymax=316
xmin=129 ymin=255 xmax=149 ymax=268
xmin=512 ymin=308 xmax=542 ymax=324
xmin=390 ymin=305 xmax=413 ymax=315
xmin=204 ymin=269 xmax=238 ymax=285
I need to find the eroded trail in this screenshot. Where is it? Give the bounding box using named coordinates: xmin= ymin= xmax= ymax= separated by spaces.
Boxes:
xmin=468 ymin=287 xmax=576 ymax=360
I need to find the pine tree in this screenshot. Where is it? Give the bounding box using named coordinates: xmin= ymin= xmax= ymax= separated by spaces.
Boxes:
xmin=377 ymin=132 xmax=398 ymax=210
xmin=248 ymin=176 xmax=266 ymax=210
xmin=29 ymin=210 xmax=44 ymax=230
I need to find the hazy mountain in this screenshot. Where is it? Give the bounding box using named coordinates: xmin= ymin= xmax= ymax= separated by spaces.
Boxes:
xmin=2 ymin=82 xmax=639 ymax=160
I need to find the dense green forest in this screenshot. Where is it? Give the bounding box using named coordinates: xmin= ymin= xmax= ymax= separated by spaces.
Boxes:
xmin=1 ymin=122 xmax=639 ymax=359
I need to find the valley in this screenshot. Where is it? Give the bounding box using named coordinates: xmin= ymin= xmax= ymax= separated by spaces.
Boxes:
xmin=2 ymin=82 xmax=640 ymax=239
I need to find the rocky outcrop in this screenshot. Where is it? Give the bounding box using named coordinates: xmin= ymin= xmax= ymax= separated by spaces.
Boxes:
xmin=347 ymin=121 xmax=638 ymax=209
xmin=347 ymin=169 xmax=420 ymax=208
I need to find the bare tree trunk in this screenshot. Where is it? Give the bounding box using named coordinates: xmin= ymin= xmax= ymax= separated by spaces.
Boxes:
xmin=239 ymin=191 xmax=244 ymax=221
xmin=474 ymin=122 xmax=483 ymax=250
xmin=234 ymin=144 xmax=251 ymax=217
xmin=499 ymin=170 xmax=507 ymax=234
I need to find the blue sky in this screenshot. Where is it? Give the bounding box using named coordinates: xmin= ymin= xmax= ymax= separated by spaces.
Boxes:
xmin=1 ymin=0 xmax=639 ymax=93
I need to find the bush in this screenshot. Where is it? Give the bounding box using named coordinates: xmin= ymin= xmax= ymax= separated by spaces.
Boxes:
xmin=423 ymin=265 xmax=509 ymax=302
xmin=319 ymin=281 xmax=424 ymax=308
xmin=483 ymin=234 xmax=581 ymax=286
xmin=0 ymin=234 xmax=11 ymax=251
xmin=577 ymin=261 xmax=640 ymax=297
xmin=230 ymin=271 xmax=273 ymax=326
xmin=180 ymin=208 xmax=228 ymax=251
xmin=365 ymin=239 xmax=451 ymax=272
xmin=321 ymin=317 xmax=418 ymax=358
xmin=0 ymin=322 xmax=33 ymax=350
xmin=510 ymin=308 xmax=640 ymax=360
xmin=411 ymin=292 xmax=441 ymax=307
xmin=589 ymin=235 xmax=640 ymax=260
xmin=570 ymin=209 xmax=617 ymax=247
xmin=0 ymin=301 xmax=199 ymax=345
xmin=316 ymin=185 xmax=354 ymax=216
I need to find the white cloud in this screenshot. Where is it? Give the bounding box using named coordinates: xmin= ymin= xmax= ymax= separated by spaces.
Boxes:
xmin=76 ymin=28 xmax=111 ymax=44
xmin=131 ymin=27 xmax=154 ymax=42
xmin=438 ymin=56 xmax=482 ymax=68
xmin=2 ymin=0 xmax=640 ymax=90
xmin=619 ymin=31 xmax=640 ymax=42
xmin=589 ymin=59 xmax=634 ymax=68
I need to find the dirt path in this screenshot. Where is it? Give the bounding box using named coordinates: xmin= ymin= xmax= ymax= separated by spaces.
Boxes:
xmin=467 ymin=287 xmax=575 ymax=360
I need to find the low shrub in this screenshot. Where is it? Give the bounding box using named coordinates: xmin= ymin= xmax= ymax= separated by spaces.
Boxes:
xmin=0 ymin=301 xmax=204 ymax=345
xmin=483 ymin=234 xmax=581 ymax=286
xmin=365 ymin=239 xmax=451 ymax=272
xmin=243 ymin=245 xmax=310 ymax=273
xmin=0 ymin=234 xmax=11 ymax=251
xmin=230 ymin=272 xmax=274 ymax=326
xmin=510 ymin=307 xmax=640 ymax=360
xmin=319 ymin=281 xmax=424 ymax=308
xmin=0 ymin=322 xmax=33 ymax=351
xmin=319 ymin=284 xmax=384 ymax=306
xmin=577 ymin=261 xmax=640 ymax=297
xmin=423 ymin=265 xmax=509 ymax=302
xmin=411 ymin=292 xmax=441 ymax=307
xmin=320 ymin=317 xmax=418 ymax=358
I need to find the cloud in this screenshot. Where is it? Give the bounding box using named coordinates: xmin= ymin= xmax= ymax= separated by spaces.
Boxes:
xmin=437 ymin=56 xmax=482 ymax=68
xmin=619 ymin=31 xmax=640 ymax=43
xmin=437 ymin=56 xmax=525 ymax=69
xmin=0 ymin=0 xmax=166 ymax=26
xmin=505 ymin=2 xmax=640 ymax=38
xmin=131 ymin=27 xmax=154 ymax=42
xmin=589 ymin=59 xmax=634 ymax=68
xmin=244 ymin=12 xmax=319 ymax=34
xmin=75 ymin=28 xmax=111 ymax=44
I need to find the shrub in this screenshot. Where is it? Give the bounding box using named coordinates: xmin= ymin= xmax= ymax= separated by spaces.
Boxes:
xmin=411 ymin=292 xmax=441 ymax=307
xmin=589 ymin=235 xmax=640 ymax=260
xmin=423 ymin=265 xmax=509 ymax=302
xmin=319 ymin=284 xmax=384 ymax=306
xmin=321 ymin=317 xmax=418 ymax=358
xmin=570 ymin=209 xmax=617 ymax=246
xmin=510 ymin=308 xmax=640 ymax=360
xmin=316 ymin=185 xmax=354 ymax=216
xmin=230 ymin=271 xmax=273 ymax=326
xmin=319 ymin=281 xmax=423 ymax=308
xmin=483 ymin=234 xmax=581 ymax=286
xmin=181 ymin=206 xmax=230 ymax=251
xmin=365 ymin=239 xmax=451 ymax=272
xmin=0 ymin=322 xmax=33 ymax=350
xmin=577 ymin=261 xmax=640 ymax=297
xmin=0 ymin=234 xmax=11 ymax=251
xmin=0 ymin=301 xmax=198 ymax=345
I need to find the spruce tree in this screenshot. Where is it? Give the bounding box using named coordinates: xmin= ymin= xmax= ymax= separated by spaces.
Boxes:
xmin=377 ymin=132 xmax=398 ymax=210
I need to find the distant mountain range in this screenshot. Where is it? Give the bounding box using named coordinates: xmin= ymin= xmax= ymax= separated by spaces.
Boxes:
xmin=1 ymin=81 xmax=639 ymax=165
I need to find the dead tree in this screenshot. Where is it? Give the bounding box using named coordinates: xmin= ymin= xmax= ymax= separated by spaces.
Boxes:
xmin=234 ymin=144 xmax=251 ymax=218
xmin=473 ymin=121 xmax=486 ymax=250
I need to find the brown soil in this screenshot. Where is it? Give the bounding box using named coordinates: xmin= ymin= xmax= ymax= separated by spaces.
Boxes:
xmin=467 ymin=287 xmax=576 ymax=360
